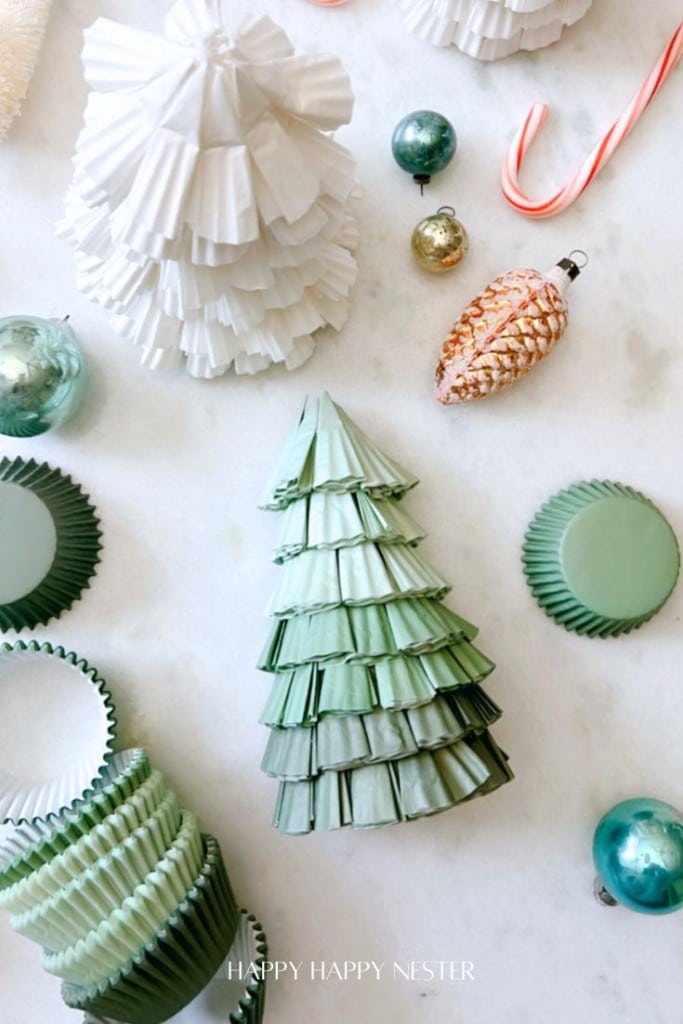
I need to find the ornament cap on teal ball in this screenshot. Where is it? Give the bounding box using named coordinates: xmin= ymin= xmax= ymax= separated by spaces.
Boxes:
xmin=593 ymin=798 xmax=683 ymax=915
xmin=391 ymin=110 xmax=457 ymax=188
xmin=0 ymin=315 xmax=86 ymax=438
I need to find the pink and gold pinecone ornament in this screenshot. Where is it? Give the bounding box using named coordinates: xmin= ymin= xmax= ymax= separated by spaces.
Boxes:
xmin=435 ymin=255 xmax=583 ymax=403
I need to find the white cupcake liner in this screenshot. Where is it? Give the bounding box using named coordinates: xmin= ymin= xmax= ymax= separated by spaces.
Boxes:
xmin=0 ymin=643 xmax=116 ymax=825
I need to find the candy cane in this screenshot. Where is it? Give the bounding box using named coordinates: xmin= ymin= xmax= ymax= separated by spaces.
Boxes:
xmin=502 ymin=22 xmax=683 ymax=218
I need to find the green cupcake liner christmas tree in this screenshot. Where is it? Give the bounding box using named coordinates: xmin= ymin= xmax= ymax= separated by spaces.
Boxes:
xmin=258 ymin=394 xmax=513 ymax=833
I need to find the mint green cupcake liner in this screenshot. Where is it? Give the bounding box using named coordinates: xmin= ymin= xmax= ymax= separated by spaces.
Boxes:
xmin=0 ymin=750 xmax=151 ymax=891
xmin=63 ymin=834 xmax=240 ymax=1024
xmin=0 ymin=771 xmax=171 ymax=915
xmin=12 ymin=789 xmax=181 ymax=949
xmin=274 ymin=488 xmax=425 ymax=563
xmin=261 ymin=639 xmax=495 ymax=725
xmin=0 ymin=642 xmax=117 ymax=825
xmin=258 ymin=597 xmax=478 ymax=672
xmin=523 ymin=480 xmax=680 ymax=637
xmin=266 ymin=540 xmax=450 ymax=617
xmin=261 ymin=687 xmax=502 ymax=779
xmin=273 ymin=732 xmax=513 ymax=833
xmin=42 ymin=811 xmax=203 ymax=987
xmin=81 ymin=910 xmax=267 ymax=1024
xmin=0 ymin=457 xmax=101 ymax=632
xmin=259 ymin=393 xmax=418 ymax=511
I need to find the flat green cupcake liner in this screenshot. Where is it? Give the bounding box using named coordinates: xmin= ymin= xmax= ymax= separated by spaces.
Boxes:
xmin=261 ymin=639 xmax=495 ymax=726
xmin=63 ymin=834 xmax=240 ymax=1024
xmin=43 ymin=811 xmax=203 ymax=987
xmin=0 ymin=771 xmax=171 ymax=915
xmin=262 ymin=686 xmax=502 ymax=779
xmin=273 ymin=731 xmax=513 ymax=833
xmin=0 ymin=457 xmax=101 ymax=632
xmin=259 ymin=393 xmax=418 ymax=511
xmin=273 ymin=489 xmax=426 ymax=563
xmin=0 ymin=642 xmax=117 ymax=825
xmin=523 ymin=480 xmax=680 ymax=637
xmin=12 ymin=789 xmax=181 ymax=950
xmin=81 ymin=910 xmax=268 ymax=1024
xmin=258 ymin=597 xmax=478 ymax=673
xmin=266 ymin=540 xmax=451 ymax=617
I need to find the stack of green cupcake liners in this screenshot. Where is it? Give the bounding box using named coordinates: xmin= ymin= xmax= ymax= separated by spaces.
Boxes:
xmin=258 ymin=394 xmax=513 ymax=833
xmin=0 ymin=738 xmax=254 ymax=1022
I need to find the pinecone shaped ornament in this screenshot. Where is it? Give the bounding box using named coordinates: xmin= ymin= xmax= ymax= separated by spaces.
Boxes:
xmin=435 ymin=254 xmax=583 ymax=404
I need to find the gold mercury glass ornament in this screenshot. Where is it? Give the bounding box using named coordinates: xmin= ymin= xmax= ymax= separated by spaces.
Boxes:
xmin=411 ymin=206 xmax=468 ymax=272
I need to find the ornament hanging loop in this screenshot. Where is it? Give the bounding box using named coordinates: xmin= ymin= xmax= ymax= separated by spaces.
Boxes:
xmin=437 ymin=205 xmax=457 ymax=217
xmin=593 ymin=877 xmax=619 ymax=908
xmin=568 ymin=249 xmax=589 ymax=269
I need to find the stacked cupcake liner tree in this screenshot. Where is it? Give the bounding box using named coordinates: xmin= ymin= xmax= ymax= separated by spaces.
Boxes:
xmin=0 ymin=647 xmax=268 ymax=1024
xmin=396 ymin=0 xmax=594 ymax=60
xmin=257 ymin=394 xmax=513 ymax=834
xmin=59 ymin=0 xmax=358 ymax=379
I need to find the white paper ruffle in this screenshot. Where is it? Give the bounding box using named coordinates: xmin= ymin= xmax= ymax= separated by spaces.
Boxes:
xmin=396 ymin=0 xmax=593 ymax=59
xmin=59 ymin=2 xmax=358 ymax=378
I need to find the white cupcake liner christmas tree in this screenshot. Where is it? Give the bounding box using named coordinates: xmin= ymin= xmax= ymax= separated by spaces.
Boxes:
xmin=396 ymin=0 xmax=593 ymax=59
xmin=59 ymin=0 xmax=358 ymax=379
xmin=257 ymin=395 xmax=513 ymax=834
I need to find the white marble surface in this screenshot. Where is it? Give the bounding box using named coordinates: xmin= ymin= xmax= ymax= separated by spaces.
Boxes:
xmin=1 ymin=1 xmax=682 ymax=1021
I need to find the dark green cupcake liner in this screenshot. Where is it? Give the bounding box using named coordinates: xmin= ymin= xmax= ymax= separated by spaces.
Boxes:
xmin=63 ymin=834 xmax=240 ymax=1024
xmin=0 ymin=457 xmax=101 ymax=631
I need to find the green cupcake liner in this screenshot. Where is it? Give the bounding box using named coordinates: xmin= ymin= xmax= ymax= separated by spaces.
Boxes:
xmin=0 ymin=771 xmax=171 ymax=915
xmin=266 ymin=540 xmax=450 ymax=618
xmin=261 ymin=687 xmax=502 ymax=779
xmin=0 ymin=642 xmax=117 ymax=825
xmin=63 ymin=834 xmax=240 ymax=1024
xmin=81 ymin=910 xmax=267 ymax=1024
xmin=0 ymin=750 xmax=150 ymax=891
xmin=0 ymin=457 xmax=101 ymax=632
xmin=273 ymin=731 xmax=513 ymax=833
xmin=274 ymin=488 xmax=426 ymax=563
xmin=523 ymin=480 xmax=680 ymax=637
xmin=42 ymin=811 xmax=203 ymax=987
xmin=261 ymin=638 xmax=495 ymax=726
xmin=12 ymin=789 xmax=181 ymax=950
xmin=258 ymin=597 xmax=478 ymax=673
xmin=259 ymin=394 xmax=418 ymax=511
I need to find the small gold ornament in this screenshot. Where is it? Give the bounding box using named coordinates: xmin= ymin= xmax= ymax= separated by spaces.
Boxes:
xmin=411 ymin=206 xmax=468 ymax=273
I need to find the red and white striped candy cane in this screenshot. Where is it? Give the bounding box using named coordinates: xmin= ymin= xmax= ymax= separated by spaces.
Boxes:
xmin=502 ymin=22 xmax=683 ymax=218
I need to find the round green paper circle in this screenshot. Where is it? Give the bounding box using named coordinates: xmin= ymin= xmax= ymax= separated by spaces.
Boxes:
xmin=561 ymin=496 xmax=679 ymax=620
xmin=0 ymin=482 xmax=57 ymax=604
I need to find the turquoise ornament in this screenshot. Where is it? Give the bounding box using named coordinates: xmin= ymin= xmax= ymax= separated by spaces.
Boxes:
xmin=593 ymin=798 xmax=683 ymax=915
xmin=0 ymin=316 xmax=85 ymax=438
xmin=391 ymin=110 xmax=457 ymax=189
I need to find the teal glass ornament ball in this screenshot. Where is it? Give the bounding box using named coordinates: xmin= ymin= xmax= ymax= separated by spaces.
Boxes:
xmin=0 ymin=316 xmax=85 ymax=438
xmin=391 ymin=110 xmax=457 ymax=187
xmin=593 ymin=798 xmax=683 ymax=915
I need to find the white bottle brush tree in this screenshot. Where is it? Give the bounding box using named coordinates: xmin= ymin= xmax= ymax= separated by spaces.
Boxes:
xmin=257 ymin=394 xmax=513 ymax=834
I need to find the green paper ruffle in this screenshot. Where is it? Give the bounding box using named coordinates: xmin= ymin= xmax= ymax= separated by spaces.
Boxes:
xmin=262 ymin=687 xmax=502 ymax=778
xmin=273 ymin=733 xmax=513 ymax=834
xmin=273 ymin=489 xmax=426 ymax=563
xmin=0 ymin=457 xmax=101 ymax=632
xmin=260 ymin=640 xmax=495 ymax=725
xmin=260 ymin=393 xmax=418 ymax=510
xmin=258 ymin=597 xmax=478 ymax=672
xmin=266 ymin=540 xmax=450 ymax=617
